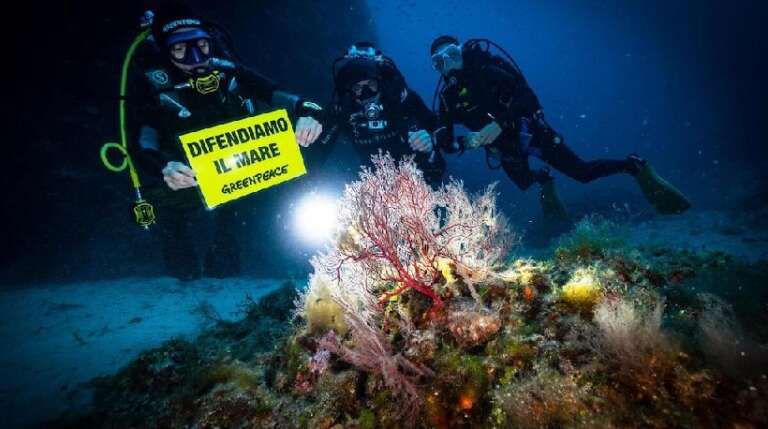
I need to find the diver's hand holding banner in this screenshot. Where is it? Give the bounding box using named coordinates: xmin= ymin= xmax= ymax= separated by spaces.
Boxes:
xmin=178 ymin=109 xmax=307 ymax=209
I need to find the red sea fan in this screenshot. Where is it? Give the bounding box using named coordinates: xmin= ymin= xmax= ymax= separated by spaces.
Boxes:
xmin=317 ymin=152 xmax=512 ymax=308
xmin=306 ymin=153 xmax=512 ymax=423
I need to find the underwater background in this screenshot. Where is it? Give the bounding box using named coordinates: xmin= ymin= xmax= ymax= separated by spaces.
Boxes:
xmin=2 ymin=1 xmax=768 ymax=428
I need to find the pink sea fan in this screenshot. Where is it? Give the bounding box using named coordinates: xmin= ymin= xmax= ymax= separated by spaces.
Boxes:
xmin=318 ymin=312 xmax=434 ymax=422
xmin=306 ymin=153 xmax=512 ymax=422
xmin=315 ymin=152 xmax=512 ymax=308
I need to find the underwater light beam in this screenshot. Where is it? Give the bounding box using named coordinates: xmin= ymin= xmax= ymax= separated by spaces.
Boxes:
xmin=293 ymin=192 xmax=339 ymax=245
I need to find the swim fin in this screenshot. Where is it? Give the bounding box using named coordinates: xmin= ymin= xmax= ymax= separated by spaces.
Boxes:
xmin=540 ymin=180 xmax=569 ymax=223
xmin=634 ymin=162 xmax=691 ymax=214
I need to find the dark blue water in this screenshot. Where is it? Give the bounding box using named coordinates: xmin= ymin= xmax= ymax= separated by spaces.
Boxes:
xmin=368 ymin=0 xmax=766 ymax=219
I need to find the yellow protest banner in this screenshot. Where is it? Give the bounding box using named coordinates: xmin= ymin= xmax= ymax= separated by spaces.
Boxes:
xmin=178 ymin=109 xmax=306 ymax=209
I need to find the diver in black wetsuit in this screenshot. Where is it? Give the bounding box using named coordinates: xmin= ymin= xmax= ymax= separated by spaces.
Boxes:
xmin=314 ymin=42 xmax=446 ymax=186
xmin=126 ymin=6 xmax=323 ymax=280
xmin=429 ymin=36 xmax=690 ymax=220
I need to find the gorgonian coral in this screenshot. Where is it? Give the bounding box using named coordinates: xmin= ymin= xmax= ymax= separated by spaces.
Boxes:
xmin=300 ymin=153 xmax=512 ymax=422
xmin=314 ymin=152 xmax=511 ymax=308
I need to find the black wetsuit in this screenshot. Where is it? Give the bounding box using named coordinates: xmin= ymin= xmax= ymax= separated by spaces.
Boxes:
xmin=436 ymin=46 xmax=634 ymax=190
xmin=127 ymin=45 xmax=309 ymax=280
xmin=314 ymin=65 xmax=446 ymax=186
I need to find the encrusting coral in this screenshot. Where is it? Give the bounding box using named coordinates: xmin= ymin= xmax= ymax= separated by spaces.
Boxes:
xmin=559 ymin=266 xmax=604 ymax=312
xmin=302 ymin=274 xmax=348 ymax=336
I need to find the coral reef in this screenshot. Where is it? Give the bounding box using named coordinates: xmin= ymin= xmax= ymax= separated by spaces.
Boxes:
xmin=52 ymin=156 xmax=768 ymax=429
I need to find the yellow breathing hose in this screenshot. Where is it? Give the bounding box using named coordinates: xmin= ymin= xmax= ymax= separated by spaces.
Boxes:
xmin=100 ymin=29 xmax=156 ymax=228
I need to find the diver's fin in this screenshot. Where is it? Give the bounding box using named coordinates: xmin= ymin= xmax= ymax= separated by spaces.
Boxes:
xmin=634 ymin=163 xmax=691 ymax=214
xmin=540 ymin=181 xmax=569 ymax=223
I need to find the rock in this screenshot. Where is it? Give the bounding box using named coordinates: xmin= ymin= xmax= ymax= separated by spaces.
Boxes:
xmin=446 ymin=299 xmax=501 ymax=349
xmin=404 ymin=329 xmax=438 ymax=363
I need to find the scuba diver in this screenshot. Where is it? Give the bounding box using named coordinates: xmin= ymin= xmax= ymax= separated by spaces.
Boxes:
xmin=314 ymin=42 xmax=445 ymax=185
xmin=428 ymin=36 xmax=691 ymax=221
xmin=125 ymin=5 xmax=323 ymax=280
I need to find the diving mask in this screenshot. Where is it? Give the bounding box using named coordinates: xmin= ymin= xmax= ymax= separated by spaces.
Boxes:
xmin=166 ymin=28 xmax=213 ymax=67
xmin=431 ymin=43 xmax=463 ymax=75
xmin=350 ymin=79 xmax=379 ymax=100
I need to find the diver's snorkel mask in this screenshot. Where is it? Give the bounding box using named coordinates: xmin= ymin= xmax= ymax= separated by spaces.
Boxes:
xmin=431 ymin=43 xmax=463 ymax=76
xmin=350 ymin=79 xmax=380 ymax=104
xmin=166 ymin=28 xmax=213 ymax=72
